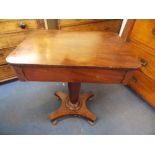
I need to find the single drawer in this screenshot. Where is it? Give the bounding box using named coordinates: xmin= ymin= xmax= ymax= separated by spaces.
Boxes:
xmin=130 ymin=42 xmax=155 ymax=81
xmin=58 ymin=19 xmax=106 ymax=27
xmin=13 ymin=66 xmax=126 ymax=83
xmin=0 ymin=47 xmax=15 ymax=65
xmin=0 ymin=20 xmax=39 ymax=34
xmin=60 ymin=20 xmax=122 ymax=33
xmin=129 ymin=70 xmax=155 ymax=107
xmin=130 ymin=19 xmax=155 ymax=50
xmin=0 ymin=31 xmax=28 ymax=48
xmin=0 ymin=64 xmax=16 ymax=82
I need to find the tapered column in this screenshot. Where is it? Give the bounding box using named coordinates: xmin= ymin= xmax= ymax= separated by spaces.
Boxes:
xmin=68 ymin=82 xmax=81 ymax=104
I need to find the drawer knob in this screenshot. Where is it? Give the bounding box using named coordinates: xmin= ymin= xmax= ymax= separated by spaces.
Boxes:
xmin=19 ymin=21 xmax=26 ymax=29
xmin=140 ymin=58 xmax=148 ymax=66
xmin=131 ymin=76 xmax=137 ymax=83
xmin=0 ymin=49 xmax=3 ymax=55
xmin=152 ymin=28 xmax=155 ymax=35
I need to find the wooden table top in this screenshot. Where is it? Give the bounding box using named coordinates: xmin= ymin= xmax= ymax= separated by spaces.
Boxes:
xmin=6 ymin=30 xmax=140 ymax=69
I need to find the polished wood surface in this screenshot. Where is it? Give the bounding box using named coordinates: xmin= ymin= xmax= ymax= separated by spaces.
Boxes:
xmin=121 ymin=19 xmax=136 ymax=41
xmin=130 ymin=42 xmax=155 ymax=81
xmin=7 ymin=30 xmax=140 ymax=69
xmin=0 ymin=20 xmax=40 ymax=34
xmin=58 ymin=20 xmax=122 ymax=33
xmin=130 ymin=20 xmax=155 ymax=50
xmin=129 ymin=70 xmax=155 ymax=107
xmin=0 ymin=31 xmax=28 ymax=49
xmin=0 ymin=47 xmax=15 ymax=65
xmin=0 ymin=65 xmax=16 ymax=81
xmin=58 ymin=19 xmax=106 ymax=27
xmin=7 ymin=30 xmax=140 ymax=124
xmin=13 ymin=65 xmax=128 ymax=83
xmin=122 ymin=19 xmax=155 ymax=106
xmin=49 ymin=90 xmax=96 ymax=124
xmin=0 ymin=19 xmax=45 ymax=82
xmin=49 ymin=82 xmax=96 ymax=124
xmin=68 ymin=82 xmax=81 ymax=104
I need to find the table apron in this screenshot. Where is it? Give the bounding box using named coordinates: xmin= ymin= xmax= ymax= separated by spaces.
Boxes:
xmin=13 ymin=65 xmax=134 ymax=84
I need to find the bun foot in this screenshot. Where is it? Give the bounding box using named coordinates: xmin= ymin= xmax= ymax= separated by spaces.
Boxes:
xmin=51 ymin=120 xmax=58 ymax=125
xmin=88 ymin=120 xmax=95 ymax=125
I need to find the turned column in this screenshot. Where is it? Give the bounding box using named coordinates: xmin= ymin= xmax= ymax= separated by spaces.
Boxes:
xmin=66 ymin=82 xmax=81 ymax=110
xmin=68 ymin=82 xmax=81 ymax=103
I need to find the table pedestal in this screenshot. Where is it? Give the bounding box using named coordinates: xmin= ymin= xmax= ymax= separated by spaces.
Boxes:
xmin=48 ymin=82 xmax=96 ymax=125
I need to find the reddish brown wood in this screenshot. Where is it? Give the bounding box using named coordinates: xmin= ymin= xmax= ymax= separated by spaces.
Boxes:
xmin=68 ymin=82 xmax=81 ymax=104
xmin=121 ymin=70 xmax=135 ymax=85
xmin=130 ymin=20 xmax=155 ymax=50
xmin=129 ymin=70 xmax=155 ymax=107
xmin=6 ymin=30 xmax=140 ymax=124
xmin=121 ymin=19 xmax=136 ymax=41
xmin=49 ymin=91 xmax=96 ymax=124
xmin=58 ymin=19 xmax=122 ymax=33
xmin=0 ymin=19 xmax=45 ymax=83
xmin=6 ymin=30 xmax=140 ymax=69
xmin=13 ymin=65 xmax=127 ymax=83
xmin=121 ymin=19 xmax=155 ymax=106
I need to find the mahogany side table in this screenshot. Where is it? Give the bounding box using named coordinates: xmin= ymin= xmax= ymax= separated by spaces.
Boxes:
xmin=6 ymin=30 xmax=140 ymax=125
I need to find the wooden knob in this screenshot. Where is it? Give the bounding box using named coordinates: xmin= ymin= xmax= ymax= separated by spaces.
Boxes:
xmin=131 ymin=76 xmax=137 ymax=83
xmin=140 ymin=58 xmax=148 ymax=66
xmin=19 ymin=21 xmax=26 ymax=29
xmin=152 ymin=28 xmax=155 ymax=35
xmin=0 ymin=49 xmax=3 ymax=55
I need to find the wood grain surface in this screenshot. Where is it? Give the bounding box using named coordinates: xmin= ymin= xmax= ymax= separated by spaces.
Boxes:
xmin=0 ymin=64 xmax=16 ymax=81
xmin=0 ymin=47 xmax=15 ymax=65
xmin=6 ymin=29 xmax=141 ymax=123
xmin=7 ymin=30 xmax=140 ymax=69
xmin=13 ymin=65 xmax=128 ymax=83
xmin=0 ymin=20 xmax=39 ymax=34
xmin=59 ymin=20 xmax=122 ymax=33
xmin=130 ymin=19 xmax=155 ymax=50
xmin=122 ymin=19 xmax=155 ymax=106
xmin=130 ymin=42 xmax=155 ymax=81
xmin=129 ymin=70 xmax=155 ymax=107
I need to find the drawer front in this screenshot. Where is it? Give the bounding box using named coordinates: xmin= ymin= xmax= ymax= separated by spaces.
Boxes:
xmin=131 ymin=42 xmax=155 ymax=81
xmin=130 ymin=19 xmax=155 ymax=50
xmin=139 ymin=51 xmax=155 ymax=82
xmin=60 ymin=20 xmax=122 ymax=33
xmin=0 ymin=64 xmax=16 ymax=81
xmin=0 ymin=31 xmax=28 ymax=48
xmin=0 ymin=47 xmax=15 ymax=65
xmin=14 ymin=66 xmax=126 ymax=83
xmin=129 ymin=70 xmax=155 ymax=107
xmin=58 ymin=19 xmax=107 ymax=27
xmin=0 ymin=20 xmax=39 ymax=34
